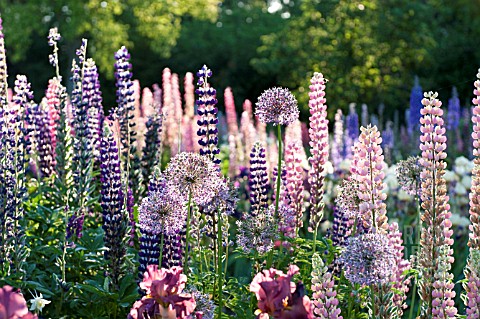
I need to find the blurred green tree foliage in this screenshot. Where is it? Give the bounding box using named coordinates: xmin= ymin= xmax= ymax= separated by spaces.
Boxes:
xmin=1 ymin=0 xmax=480 ymax=119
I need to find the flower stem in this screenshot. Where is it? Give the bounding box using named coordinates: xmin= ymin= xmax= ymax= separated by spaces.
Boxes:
xmin=408 ymin=274 xmax=418 ymax=319
xmin=217 ymin=209 xmax=224 ymax=318
xmin=274 ymin=124 xmax=282 ymax=220
xmin=159 ymin=227 xmax=165 ymax=268
xmin=184 ymin=191 xmax=192 ymax=275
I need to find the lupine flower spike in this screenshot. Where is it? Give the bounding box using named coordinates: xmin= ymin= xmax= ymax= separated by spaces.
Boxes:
xmin=464 ymin=68 xmax=480 ymax=318
xmin=418 ymin=91 xmax=457 ymax=318
xmin=196 ymin=65 xmax=220 ymax=165
xmin=307 ymin=73 xmax=329 ymax=235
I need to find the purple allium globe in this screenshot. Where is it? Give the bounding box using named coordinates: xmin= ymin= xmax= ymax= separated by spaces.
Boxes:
xmin=339 ymin=232 xmax=397 ymax=286
xmin=164 ymin=152 xmax=224 ymax=207
xmin=255 ymin=87 xmax=299 ymax=126
xmin=138 ymin=187 xmax=187 ymax=236
xmin=396 ymin=156 xmax=422 ymax=197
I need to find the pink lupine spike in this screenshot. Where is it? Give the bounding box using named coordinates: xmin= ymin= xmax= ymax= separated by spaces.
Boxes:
xmin=465 ymin=68 xmax=480 ymax=318
xmin=307 ymin=73 xmax=329 ymax=233
xmin=285 ymin=140 xmax=305 ymax=231
xmin=349 ymin=125 xmax=388 ymax=233
xmin=311 ymin=254 xmax=343 ymax=319
xmin=418 ymin=91 xmax=457 ymax=319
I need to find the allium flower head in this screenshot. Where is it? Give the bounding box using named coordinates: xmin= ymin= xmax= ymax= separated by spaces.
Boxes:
xmin=236 ymin=208 xmax=277 ymax=255
xmin=335 ymin=177 xmax=361 ymax=220
xmin=396 ymin=156 xmax=422 ymax=197
xmin=255 ymin=87 xmax=299 ymax=126
xmin=250 ymin=265 xmax=314 ymax=319
xmin=339 ymin=232 xmax=397 ymax=286
xmin=139 ymin=187 xmax=187 ymax=236
xmin=164 ymin=152 xmax=223 ymax=206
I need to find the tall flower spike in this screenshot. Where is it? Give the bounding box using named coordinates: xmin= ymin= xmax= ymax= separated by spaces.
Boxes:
xmin=249 ymin=142 xmax=269 ymax=216
xmin=100 ymin=127 xmax=127 ymax=287
xmin=465 ymin=68 xmax=480 ymax=318
xmin=344 ymin=103 xmax=359 ymax=159
xmin=0 ymin=16 xmax=8 ymax=101
xmin=409 ymin=76 xmax=423 ymax=136
xmin=331 ymin=109 xmax=344 ymax=171
xmin=307 ymin=72 xmax=329 ymax=233
xmin=224 ymin=87 xmax=239 ymax=137
xmin=447 ymin=86 xmax=460 ymax=131
xmin=285 ymin=141 xmax=305 ymax=231
xmin=196 ymin=65 xmax=220 ymax=165
xmin=311 ymin=253 xmax=342 ymax=319
xmin=350 ymin=125 xmax=388 ymax=232
xmin=418 ymin=91 xmax=457 ymax=318
xmin=388 ymin=222 xmax=411 ymax=317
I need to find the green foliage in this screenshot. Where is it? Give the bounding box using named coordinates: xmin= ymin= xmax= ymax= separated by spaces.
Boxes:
xmin=1 ymin=0 xmax=219 ymax=76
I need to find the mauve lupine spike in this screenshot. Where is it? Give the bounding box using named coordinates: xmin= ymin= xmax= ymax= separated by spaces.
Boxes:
xmin=0 ymin=16 xmax=7 ymax=100
xmin=349 ymin=125 xmax=389 ymax=233
xmin=224 ymin=87 xmax=239 ymax=137
xmin=388 ymin=222 xmax=411 ymax=317
xmin=308 ymin=72 xmax=329 ymax=234
xmin=285 ymin=140 xmax=305 ymax=231
xmin=465 ymin=68 xmax=480 ymax=318
xmin=311 ymin=253 xmax=343 ymax=319
xmin=331 ymin=109 xmax=344 ymax=171
xmin=418 ymin=91 xmax=457 ymax=318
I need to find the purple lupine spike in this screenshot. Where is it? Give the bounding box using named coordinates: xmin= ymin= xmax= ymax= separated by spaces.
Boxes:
xmin=196 ymin=65 xmax=220 ymax=165
xmin=328 ymin=206 xmax=351 ymax=248
xmin=47 ymin=27 xmax=61 ymax=71
xmin=31 ymin=102 xmax=55 ymax=177
xmin=66 ymin=208 xmax=85 ymax=245
xmin=327 ymin=206 xmax=352 ymax=276
xmin=344 ymin=103 xmax=358 ymax=159
xmin=0 ymin=74 xmax=29 ymax=277
xmin=0 ymin=16 xmax=7 ymax=103
xmin=361 ymin=103 xmax=368 ymax=127
xmin=418 ymin=91 xmax=457 ymax=318
xmin=447 ymin=86 xmax=461 ymax=130
xmin=331 ymin=109 xmax=344 ymax=171
xmin=311 ymin=253 xmax=343 ymax=319
xmin=113 ymin=46 xmax=135 ymax=155
xmin=85 ymin=60 xmax=104 ymax=160
xmin=382 ymin=121 xmax=394 ymax=164
xmin=465 ymin=69 xmax=480 ymax=318
xmin=100 ymin=127 xmax=127 ymax=287
xmin=307 ymin=72 xmax=329 ymax=233
xmin=408 ymin=76 xmax=423 ymax=136
xmin=248 ymin=142 xmax=269 ymax=216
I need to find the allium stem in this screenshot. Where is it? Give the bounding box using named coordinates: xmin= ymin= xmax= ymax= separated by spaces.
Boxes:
xmin=159 ymin=221 xmax=165 ymax=267
xmin=275 ymin=124 xmax=282 ymax=220
xmin=217 ymin=208 xmax=224 ymax=319
xmin=184 ymin=190 xmax=192 ymax=275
